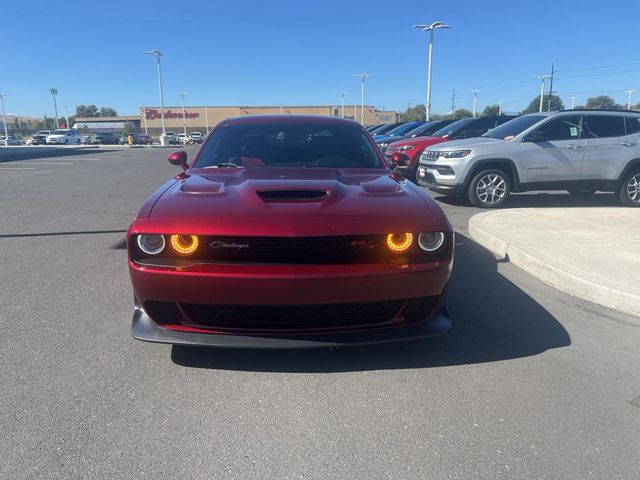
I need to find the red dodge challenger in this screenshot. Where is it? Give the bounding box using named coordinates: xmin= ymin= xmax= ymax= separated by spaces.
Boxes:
xmin=127 ymin=115 xmax=453 ymax=348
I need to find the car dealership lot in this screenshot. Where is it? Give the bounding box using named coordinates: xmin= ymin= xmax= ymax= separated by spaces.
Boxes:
xmin=1 ymin=148 xmax=639 ymax=479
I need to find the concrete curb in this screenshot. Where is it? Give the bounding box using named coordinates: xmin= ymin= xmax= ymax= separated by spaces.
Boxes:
xmin=469 ymin=211 xmax=640 ymax=318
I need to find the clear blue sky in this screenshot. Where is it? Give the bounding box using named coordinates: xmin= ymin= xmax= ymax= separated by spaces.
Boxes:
xmin=5 ymin=0 xmax=640 ymax=117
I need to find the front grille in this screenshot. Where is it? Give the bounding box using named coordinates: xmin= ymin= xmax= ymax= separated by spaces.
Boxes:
xmin=180 ymin=300 xmax=404 ymax=330
xmin=201 ymin=235 xmax=385 ymax=264
xmin=422 ymin=150 xmax=440 ymax=162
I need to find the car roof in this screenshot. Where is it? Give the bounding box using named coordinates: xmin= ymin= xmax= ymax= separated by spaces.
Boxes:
xmin=221 ymin=115 xmax=362 ymax=127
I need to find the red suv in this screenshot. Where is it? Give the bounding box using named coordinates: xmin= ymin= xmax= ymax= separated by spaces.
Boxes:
xmin=388 ymin=116 xmax=516 ymax=181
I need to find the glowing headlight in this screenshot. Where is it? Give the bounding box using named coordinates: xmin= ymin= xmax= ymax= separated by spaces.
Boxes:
xmin=398 ymin=145 xmax=415 ymax=151
xmin=418 ymin=232 xmax=445 ymax=252
xmin=137 ymin=234 xmax=165 ymax=255
xmin=441 ymin=150 xmax=471 ymax=158
xmin=378 ymin=143 xmax=389 ymax=148
xmin=170 ymin=234 xmax=199 ymax=255
xmin=386 ymin=233 xmax=414 ymax=253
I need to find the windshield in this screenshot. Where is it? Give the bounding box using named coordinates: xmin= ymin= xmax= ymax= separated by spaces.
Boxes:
xmin=52 ymin=130 xmax=68 ymax=135
xmin=194 ymin=123 xmax=383 ymax=169
xmin=482 ymin=115 xmax=546 ymax=139
xmin=430 ymin=118 xmax=475 ymax=137
xmin=385 ymin=122 xmax=424 ymax=137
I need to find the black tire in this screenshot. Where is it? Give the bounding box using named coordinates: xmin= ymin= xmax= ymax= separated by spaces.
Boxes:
xmin=468 ymin=169 xmax=511 ymax=208
xmin=64 ymin=139 xmax=69 ymax=145
xmin=619 ymin=169 xmax=640 ymax=207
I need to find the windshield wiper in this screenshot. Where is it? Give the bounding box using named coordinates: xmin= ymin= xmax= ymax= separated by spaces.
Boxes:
xmin=203 ymin=163 xmax=243 ymax=169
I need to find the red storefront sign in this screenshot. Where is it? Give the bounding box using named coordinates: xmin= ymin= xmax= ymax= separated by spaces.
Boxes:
xmin=145 ymin=109 xmax=200 ymax=120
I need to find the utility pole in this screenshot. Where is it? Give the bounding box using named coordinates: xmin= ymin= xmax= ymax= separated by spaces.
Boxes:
xmin=625 ymin=90 xmax=635 ymax=110
xmin=472 ymin=90 xmax=479 ymax=117
xmin=0 ymin=93 xmax=9 ymax=146
xmin=414 ymin=21 xmax=451 ymax=121
xmin=570 ymin=96 xmax=577 ymax=109
xmin=498 ymin=100 xmax=503 ymax=116
xmin=548 ymin=63 xmax=555 ymax=98
xmin=49 ymin=88 xmax=59 ymax=127
xmin=178 ymin=92 xmax=189 ymax=137
xmin=337 ymin=92 xmax=348 ymax=118
xmin=451 ymin=90 xmax=455 ymax=119
xmin=142 ymin=105 xmax=148 ymax=135
xmin=536 ymin=75 xmax=551 ymax=112
xmin=353 ymin=73 xmax=372 ymax=124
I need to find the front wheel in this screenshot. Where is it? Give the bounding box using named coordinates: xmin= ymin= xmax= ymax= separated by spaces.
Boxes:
xmin=64 ymin=139 xmax=69 ymax=145
xmin=620 ymin=170 xmax=640 ymax=207
xmin=468 ymin=169 xmax=511 ymax=208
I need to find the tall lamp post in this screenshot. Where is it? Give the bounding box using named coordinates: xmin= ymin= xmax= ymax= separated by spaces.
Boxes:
xmin=144 ymin=50 xmax=166 ymax=140
xmin=63 ymin=104 xmax=71 ymax=128
xmin=472 ymin=90 xmax=479 ymax=117
xmin=49 ymin=88 xmax=59 ymax=127
xmin=0 ymin=93 xmax=9 ymax=146
xmin=536 ymin=75 xmax=551 ymax=112
xmin=178 ymin=91 xmax=189 ymax=138
xmin=625 ymin=90 xmax=635 ymax=110
xmin=414 ymin=21 xmax=450 ymax=121
xmin=337 ymin=91 xmax=349 ymax=118
xmin=353 ymin=74 xmax=372 ymax=124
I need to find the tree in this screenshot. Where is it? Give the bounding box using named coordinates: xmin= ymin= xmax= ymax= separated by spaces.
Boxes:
xmin=100 ymin=107 xmax=118 ymax=117
xmin=399 ymin=104 xmax=425 ymax=122
xmin=75 ymin=104 xmax=99 ymax=118
xmin=42 ymin=115 xmax=56 ymax=129
xmin=453 ymin=108 xmax=473 ymax=119
xmin=482 ymin=104 xmax=500 ymax=116
xmin=122 ymin=122 xmax=135 ymax=134
xmin=585 ymin=96 xmax=622 ymax=109
xmin=521 ymin=94 xmax=564 ymax=114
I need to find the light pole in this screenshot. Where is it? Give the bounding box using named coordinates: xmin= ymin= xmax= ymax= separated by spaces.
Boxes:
xmin=414 ymin=21 xmax=450 ymax=121
xmin=144 ymin=50 xmax=166 ymax=138
xmin=0 ymin=93 xmax=8 ymax=146
xmin=205 ymin=104 xmax=209 ymax=134
xmin=142 ymin=105 xmax=148 ymax=135
xmin=498 ymin=100 xmax=503 ymax=116
xmin=353 ymin=74 xmax=372 ymax=124
xmin=63 ymin=104 xmax=71 ymax=129
xmin=178 ymin=91 xmax=189 ymax=137
xmin=472 ymin=90 xmax=479 ymax=117
xmin=625 ymin=90 xmax=635 ymax=110
xmin=570 ymin=96 xmax=577 ymax=109
xmin=337 ymin=91 xmax=348 ymax=118
xmin=49 ymin=88 xmax=59 ymax=127
xmin=536 ymin=75 xmax=551 ymax=112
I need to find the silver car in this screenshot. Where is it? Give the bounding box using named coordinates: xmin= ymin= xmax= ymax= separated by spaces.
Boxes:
xmin=418 ymin=110 xmax=640 ymax=207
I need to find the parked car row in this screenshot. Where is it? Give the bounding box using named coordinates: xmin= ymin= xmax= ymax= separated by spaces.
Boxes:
xmin=376 ymin=110 xmax=640 ymax=208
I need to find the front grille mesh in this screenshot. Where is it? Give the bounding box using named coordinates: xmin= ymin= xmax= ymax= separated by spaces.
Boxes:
xmin=180 ymin=300 xmax=404 ymax=329
xmin=422 ymin=150 xmax=440 ymax=162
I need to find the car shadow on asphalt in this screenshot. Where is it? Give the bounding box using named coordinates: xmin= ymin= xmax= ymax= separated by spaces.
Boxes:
xmin=435 ymin=192 xmax=622 ymax=209
xmin=170 ymin=234 xmax=571 ymax=372
xmin=0 ymin=147 xmax=120 ymax=162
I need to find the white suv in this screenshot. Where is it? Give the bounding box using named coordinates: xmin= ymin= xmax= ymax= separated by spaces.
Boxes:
xmin=46 ymin=129 xmax=81 ymax=145
xmin=418 ymin=110 xmax=640 ymax=207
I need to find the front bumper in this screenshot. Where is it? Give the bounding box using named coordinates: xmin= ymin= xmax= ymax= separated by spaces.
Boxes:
xmin=131 ymin=299 xmax=451 ymax=348
xmin=417 ymin=166 xmax=466 ymax=197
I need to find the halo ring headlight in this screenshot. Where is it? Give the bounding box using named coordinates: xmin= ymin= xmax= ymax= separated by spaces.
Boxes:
xmin=418 ymin=232 xmax=445 ymax=252
xmin=386 ymin=233 xmax=414 ymax=253
xmin=137 ymin=234 xmax=165 ymax=255
xmin=170 ymin=234 xmax=199 ymax=256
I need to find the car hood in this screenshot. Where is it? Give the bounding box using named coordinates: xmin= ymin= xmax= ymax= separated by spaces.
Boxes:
xmin=47 ymin=135 xmax=65 ymax=138
xmin=427 ymin=137 xmax=506 ymax=150
xmin=389 ymin=136 xmax=449 ymax=148
xmin=142 ymin=168 xmax=447 ymax=236
xmin=375 ymin=134 xmax=410 ymax=144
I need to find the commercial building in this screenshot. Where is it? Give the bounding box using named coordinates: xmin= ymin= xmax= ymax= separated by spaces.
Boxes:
xmin=75 ymin=105 xmax=397 ymax=134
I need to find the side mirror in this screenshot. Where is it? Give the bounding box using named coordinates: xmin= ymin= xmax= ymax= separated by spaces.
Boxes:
xmin=526 ymin=131 xmax=547 ymax=142
xmin=168 ymin=151 xmax=188 ymax=171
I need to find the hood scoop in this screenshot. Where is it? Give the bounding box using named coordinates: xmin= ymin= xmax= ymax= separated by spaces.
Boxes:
xmin=257 ymin=189 xmax=328 ymax=203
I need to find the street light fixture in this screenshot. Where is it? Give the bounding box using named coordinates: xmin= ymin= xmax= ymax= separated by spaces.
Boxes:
xmin=0 ymin=93 xmax=9 ymax=146
xmin=353 ymin=74 xmax=372 ymax=124
xmin=178 ymin=92 xmax=189 ymax=137
xmin=536 ymin=75 xmax=552 ymax=112
xmin=336 ymin=91 xmax=349 ymax=118
xmin=144 ymin=50 xmax=166 ymax=138
xmin=414 ymin=21 xmax=450 ymax=121
xmin=49 ymin=88 xmax=59 ymax=128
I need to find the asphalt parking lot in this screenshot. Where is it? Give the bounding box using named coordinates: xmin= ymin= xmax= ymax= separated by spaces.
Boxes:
xmin=1 ymin=147 xmax=639 ymax=479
